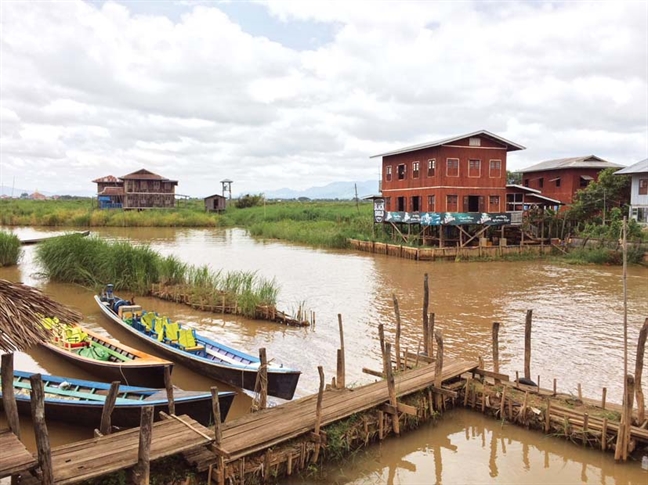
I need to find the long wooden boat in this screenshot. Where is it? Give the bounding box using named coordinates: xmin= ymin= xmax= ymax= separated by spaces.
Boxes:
xmin=94 ymin=288 xmax=301 ymax=400
xmin=39 ymin=317 xmax=172 ymax=388
xmin=0 ymin=370 xmax=235 ymax=428
xmin=20 ymin=230 xmax=90 ymax=245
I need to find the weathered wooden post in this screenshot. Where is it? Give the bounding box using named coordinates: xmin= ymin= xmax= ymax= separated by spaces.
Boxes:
xmin=392 ymin=294 xmax=402 ymax=370
xmin=211 ymin=387 xmax=222 ymax=446
xmin=29 ymin=374 xmax=53 ymax=485
xmin=337 ymin=314 xmax=345 ymax=388
xmin=164 ymin=365 xmax=175 ymax=415
xmin=312 ymin=366 xmax=325 ymax=462
xmin=384 ymin=343 xmax=400 ymax=435
xmin=492 ymin=322 xmax=500 ymax=385
xmin=434 ymin=331 xmax=444 ymax=410
xmin=1 ymin=353 xmax=21 ymax=439
xmin=259 ymin=348 xmax=268 ymax=410
xmin=634 ymin=318 xmax=648 ymax=423
xmin=428 ymin=313 xmax=435 ymax=360
xmin=378 ymin=324 xmax=386 ymax=375
xmin=132 ymin=406 xmax=154 ymax=485
xmin=422 ymin=274 xmax=429 ymax=355
xmin=614 ymin=374 xmax=635 ymax=461
xmin=99 ymin=381 xmax=121 ymax=435
xmin=601 ymin=387 xmax=607 ymax=410
xmin=524 ymin=310 xmax=532 ymax=380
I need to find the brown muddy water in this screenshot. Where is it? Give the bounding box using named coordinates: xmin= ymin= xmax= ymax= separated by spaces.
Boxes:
xmin=1 ymin=226 xmax=647 ymax=483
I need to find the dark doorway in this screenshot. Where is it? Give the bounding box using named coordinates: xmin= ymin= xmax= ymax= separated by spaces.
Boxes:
xmin=411 ymin=196 xmax=421 ymax=212
xmin=397 ymin=196 xmax=406 ymax=211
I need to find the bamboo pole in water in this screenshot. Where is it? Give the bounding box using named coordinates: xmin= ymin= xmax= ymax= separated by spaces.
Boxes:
xmin=384 ymin=343 xmax=400 ymax=435
xmin=524 ymin=310 xmax=532 ymax=380
xmin=393 ymin=294 xmax=402 ymax=370
xmin=634 ymin=318 xmax=648 ymax=423
xmin=337 ymin=314 xmax=345 ymax=388
xmin=379 ymin=324 xmax=386 ymax=375
xmin=434 ymin=331 xmax=444 ymax=411
xmin=492 ymin=322 xmax=500 ymax=385
xmin=211 ymin=387 xmax=222 ymax=446
xmin=422 ymin=274 xmax=429 ymax=355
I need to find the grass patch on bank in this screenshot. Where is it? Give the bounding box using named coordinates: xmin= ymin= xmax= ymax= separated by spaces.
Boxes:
xmin=563 ymin=247 xmax=645 ymax=265
xmin=0 ymin=231 xmax=21 ymax=266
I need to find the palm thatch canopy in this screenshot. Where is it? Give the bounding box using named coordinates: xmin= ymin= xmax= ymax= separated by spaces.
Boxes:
xmin=0 ymin=279 xmax=82 ymax=354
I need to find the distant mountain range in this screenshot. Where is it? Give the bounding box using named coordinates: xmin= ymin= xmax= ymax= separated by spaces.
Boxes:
xmin=263 ymin=180 xmax=379 ymax=200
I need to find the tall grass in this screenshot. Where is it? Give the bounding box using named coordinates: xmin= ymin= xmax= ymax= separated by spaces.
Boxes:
xmin=0 ymin=232 xmax=21 ymax=266
xmin=563 ymin=247 xmax=645 ymax=265
xmin=35 ymin=235 xmax=279 ymax=314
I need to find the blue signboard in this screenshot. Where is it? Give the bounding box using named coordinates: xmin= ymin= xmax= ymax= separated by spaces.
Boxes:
xmin=384 ymin=212 xmax=512 ymax=226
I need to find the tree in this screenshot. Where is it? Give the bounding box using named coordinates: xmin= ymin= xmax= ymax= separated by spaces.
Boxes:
xmin=566 ymin=168 xmax=630 ymax=224
xmin=507 ymin=170 xmax=522 ymax=185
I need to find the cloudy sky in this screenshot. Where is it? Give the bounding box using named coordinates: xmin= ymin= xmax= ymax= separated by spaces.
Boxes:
xmin=1 ymin=0 xmax=647 ymax=197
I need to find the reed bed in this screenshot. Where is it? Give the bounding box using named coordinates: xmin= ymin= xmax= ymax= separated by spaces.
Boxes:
xmin=35 ymin=234 xmax=279 ymax=316
xmin=0 ymin=231 xmax=21 ymax=266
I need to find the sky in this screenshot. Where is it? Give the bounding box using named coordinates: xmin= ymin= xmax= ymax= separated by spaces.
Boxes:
xmin=1 ymin=0 xmax=647 ymax=197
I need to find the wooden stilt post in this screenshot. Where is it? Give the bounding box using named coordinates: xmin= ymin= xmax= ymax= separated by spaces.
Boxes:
xmin=434 ymin=331 xmax=444 ymax=410
xmin=99 ymin=381 xmax=120 ymax=435
xmin=259 ymin=348 xmax=268 ymax=410
xmin=634 ymin=318 xmax=648 ymax=423
xmin=544 ymin=399 xmax=551 ymax=433
xmin=615 ymin=374 xmax=635 ymax=461
xmin=428 ymin=313 xmax=435 ymax=360
xmin=602 ymin=418 xmax=608 ymax=451
xmin=423 ymin=273 xmax=429 ymax=355
xmin=211 ymin=387 xmax=222 ymax=446
xmin=29 ymin=374 xmax=53 ymax=485
xmin=524 ymin=309 xmax=532 ymax=380
xmin=500 ymin=386 xmax=507 ymax=419
xmin=384 ymin=343 xmax=400 ymax=435
xmin=164 ymin=365 xmax=175 ymax=415
xmin=378 ymin=324 xmax=386 ymax=375
xmin=132 ymin=406 xmax=154 ymax=485
xmin=601 ymin=387 xmax=607 ymax=410
xmin=393 ymin=294 xmax=402 ymax=370
xmin=492 ymin=322 xmax=500 ymax=384
xmin=312 ymin=366 xmax=325 ymax=462
xmin=337 ymin=314 xmax=346 ymax=389
xmin=1 ymin=353 xmax=21 ymax=439
xmin=553 ymin=378 xmax=557 ymax=397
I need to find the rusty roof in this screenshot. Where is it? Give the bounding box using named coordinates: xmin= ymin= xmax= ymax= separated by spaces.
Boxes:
xmin=520 ymin=155 xmax=621 ymax=173
xmin=100 ymin=187 xmax=125 ymax=196
xmin=92 ymin=175 xmax=120 ymax=183
xmin=120 ymin=169 xmax=178 ymax=184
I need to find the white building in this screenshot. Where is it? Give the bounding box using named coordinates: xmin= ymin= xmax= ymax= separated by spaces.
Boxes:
xmin=616 ymin=158 xmax=648 ymax=224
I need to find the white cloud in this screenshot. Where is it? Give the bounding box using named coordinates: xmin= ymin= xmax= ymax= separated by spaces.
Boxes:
xmin=0 ymin=0 xmax=646 ymax=196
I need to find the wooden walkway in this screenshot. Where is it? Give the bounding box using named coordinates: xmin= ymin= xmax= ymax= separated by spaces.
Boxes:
xmin=188 ymin=359 xmax=477 ymax=467
xmin=21 ymin=415 xmax=212 ymax=485
xmin=0 ymin=429 xmax=37 ymax=478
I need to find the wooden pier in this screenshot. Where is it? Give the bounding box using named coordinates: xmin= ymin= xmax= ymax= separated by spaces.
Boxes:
xmin=0 ymin=429 xmax=37 ymax=479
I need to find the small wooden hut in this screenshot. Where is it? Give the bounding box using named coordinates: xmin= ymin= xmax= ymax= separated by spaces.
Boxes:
xmin=204 ymin=193 xmax=228 ymax=212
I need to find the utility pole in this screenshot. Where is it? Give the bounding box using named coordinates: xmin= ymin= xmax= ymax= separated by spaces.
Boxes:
xmin=602 ymin=189 xmax=606 ymax=226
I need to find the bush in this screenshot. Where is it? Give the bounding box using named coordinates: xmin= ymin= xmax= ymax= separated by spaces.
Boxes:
xmin=235 ymin=194 xmax=265 ymax=209
xmin=0 ymin=232 xmax=21 ymax=266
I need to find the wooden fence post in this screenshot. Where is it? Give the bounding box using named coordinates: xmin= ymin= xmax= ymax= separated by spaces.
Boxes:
xmin=337 ymin=314 xmax=345 ymax=388
xmin=99 ymin=381 xmax=121 ymax=435
xmin=378 ymin=324 xmax=386 ymax=375
xmin=211 ymin=387 xmax=222 ymax=446
xmin=524 ymin=309 xmax=532 ymax=380
xmin=434 ymin=331 xmax=444 ymax=410
xmin=1 ymin=353 xmax=20 ymax=439
xmin=132 ymin=406 xmax=154 ymax=485
xmin=492 ymin=322 xmax=500 ymax=385
xmin=259 ymin=348 xmax=268 ymax=410
xmin=634 ymin=318 xmax=648 ymax=423
xmin=164 ymin=365 xmax=175 ymax=416
xmin=423 ymin=274 xmax=429 ymax=355
xmin=29 ymin=374 xmax=53 ymax=485
xmin=384 ymin=343 xmax=400 ymax=435
xmin=393 ymin=294 xmax=402 ymax=370
xmin=428 ymin=313 xmax=435 ymax=361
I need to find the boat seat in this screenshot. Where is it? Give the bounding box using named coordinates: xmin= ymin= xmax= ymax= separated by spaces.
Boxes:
xmin=177 ymin=328 xmax=204 ymax=353
xmin=204 ymin=347 xmax=259 ymax=368
xmin=152 ymin=317 xmax=167 ymax=342
xmin=64 ymin=327 xmax=88 ymax=344
xmin=164 ymin=321 xmax=181 ymax=344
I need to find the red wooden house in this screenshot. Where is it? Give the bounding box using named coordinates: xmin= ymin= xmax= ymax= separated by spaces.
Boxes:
xmin=519 ymin=155 xmax=621 ymax=205
xmin=93 ymin=169 xmax=178 ymax=209
xmin=371 ymin=130 xmax=525 ymax=215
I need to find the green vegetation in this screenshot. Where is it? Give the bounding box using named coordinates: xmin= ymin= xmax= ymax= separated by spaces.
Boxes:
xmin=0 ymin=231 xmax=21 ymax=266
xmin=36 ymin=235 xmax=279 ymax=314
xmin=563 ymin=246 xmax=645 ymax=265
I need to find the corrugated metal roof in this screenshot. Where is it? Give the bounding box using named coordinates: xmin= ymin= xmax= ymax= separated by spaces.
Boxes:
xmin=100 ymin=187 xmax=125 ymax=196
xmin=92 ymin=175 xmax=120 ymax=183
xmin=370 ymin=130 xmax=525 ymax=158
xmin=120 ymin=169 xmax=178 ymax=184
xmin=519 ymin=155 xmax=621 ymax=173
xmin=615 ymin=158 xmax=648 ymax=175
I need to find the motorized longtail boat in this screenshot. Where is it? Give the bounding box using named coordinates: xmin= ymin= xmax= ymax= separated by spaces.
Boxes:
xmin=39 ymin=317 xmax=172 ymax=388
xmin=95 ymin=285 xmax=301 ymax=400
xmin=0 ymin=370 xmax=235 ymax=427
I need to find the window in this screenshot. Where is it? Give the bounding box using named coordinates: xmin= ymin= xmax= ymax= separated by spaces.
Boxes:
xmin=447 ymin=195 xmax=458 ymax=212
xmin=412 ymin=161 xmax=420 ymax=179
xmin=446 ymin=158 xmax=459 ymax=177
xmin=538 ymin=177 xmax=544 ymax=189
xmin=427 ymin=195 xmax=436 ymax=211
xmin=523 ymin=179 xmax=529 ymax=187
xmin=640 ymin=179 xmax=648 ymax=195
xmin=506 ymin=193 xmax=523 ymax=211
xmin=468 ymin=159 xmax=481 ymax=177
xmin=489 ymin=160 xmax=502 ymax=178
xmin=386 ymin=166 xmax=392 ymax=182
xmin=469 ymin=137 xmax=481 ymax=146
xmin=555 ymin=178 xmax=561 ymax=187
xmin=397 ymin=164 xmax=406 ymax=180
xmin=489 ymin=195 xmax=500 ymax=210
xmin=580 ymin=175 xmax=593 ymax=188
xmin=397 ymin=196 xmax=406 ymax=211
xmin=411 ymin=196 xmax=421 ymax=212
xmin=427 ymin=159 xmax=436 ymax=177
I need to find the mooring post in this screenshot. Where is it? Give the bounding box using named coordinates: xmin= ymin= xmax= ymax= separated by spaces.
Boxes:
xmin=337 ymin=314 xmax=345 ymax=388
xmin=524 ymin=309 xmax=532 ymax=380
xmin=423 ymin=273 xmax=429 ymax=355
xmin=378 ymin=323 xmax=386 ymax=375
xmin=544 ymin=399 xmax=551 ymax=433
xmin=601 ymin=387 xmax=607 ymax=410
xmin=29 ymin=374 xmax=53 ymax=485
xmin=211 ymin=387 xmax=222 ymax=446
xmin=434 ymin=330 xmax=444 ymax=410
xmin=492 ymin=322 xmax=500 ymax=384
xmin=164 ymin=365 xmax=175 ymax=415
xmin=132 ymin=406 xmax=154 ymax=485
xmin=553 ymin=378 xmax=557 ymax=397
xmin=99 ymin=381 xmax=121 ymax=435
xmin=428 ymin=313 xmax=435 ymax=360
xmin=1 ymin=353 xmax=21 ymax=439
xmin=614 ymin=374 xmax=635 ymax=461
xmin=384 ymin=343 xmax=400 ymax=434
xmin=393 ymin=294 xmax=402 ymax=370
xmin=634 ymin=318 xmax=648 ymax=423
xmin=259 ymin=348 xmax=268 ymax=410
xmin=312 ymin=366 xmax=325 ymax=463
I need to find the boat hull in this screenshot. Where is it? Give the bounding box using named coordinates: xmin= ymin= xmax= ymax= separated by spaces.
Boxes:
xmin=95 ymin=295 xmax=301 ymax=400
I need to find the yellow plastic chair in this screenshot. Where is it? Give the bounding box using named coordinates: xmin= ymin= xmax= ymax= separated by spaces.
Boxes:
xmin=153 ymin=317 xmax=166 ymax=342
xmin=141 ymin=312 xmax=155 ymax=332
xmin=178 ymin=328 xmax=204 ymax=352
xmin=64 ymin=326 xmax=88 ymax=344
xmin=164 ymin=321 xmax=180 ymax=343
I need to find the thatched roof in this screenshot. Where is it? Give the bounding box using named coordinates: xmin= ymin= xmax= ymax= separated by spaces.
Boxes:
xmin=0 ymin=279 xmax=82 ymax=354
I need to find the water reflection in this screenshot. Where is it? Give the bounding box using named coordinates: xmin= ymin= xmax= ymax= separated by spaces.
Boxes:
xmin=311 ymin=409 xmax=647 ymax=485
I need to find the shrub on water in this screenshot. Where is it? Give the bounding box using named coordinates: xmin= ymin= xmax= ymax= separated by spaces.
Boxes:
xmin=0 ymin=232 xmax=21 ymax=266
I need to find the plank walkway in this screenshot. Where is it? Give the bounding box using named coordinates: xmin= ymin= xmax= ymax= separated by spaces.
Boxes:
xmin=21 ymin=415 xmax=213 ymax=485
xmin=187 ymin=359 xmax=477 ymax=468
xmin=0 ymin=429 xmax=37 ymax=478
